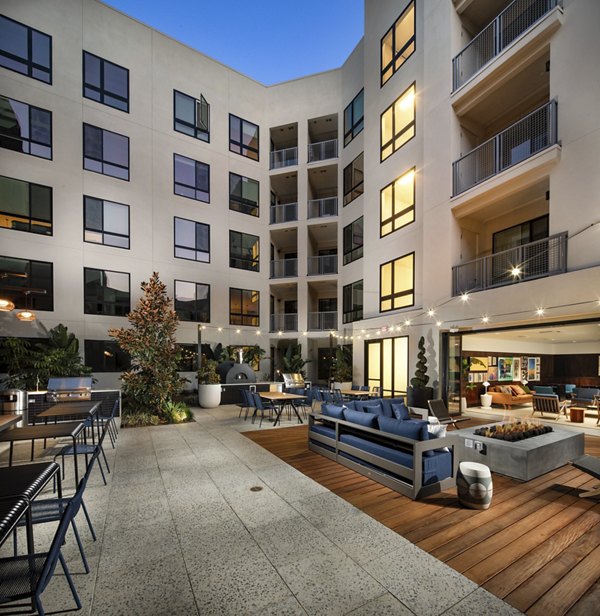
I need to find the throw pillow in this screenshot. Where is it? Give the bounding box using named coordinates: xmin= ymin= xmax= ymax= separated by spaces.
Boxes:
xmin=377 ymin=416 xmax=428 ymax=440
xmin=321 ymin=404 xmax=346 ymax=419
xmin=427 ymin=421 xmax=449 ymax=453
xmin=500 ymin=385 xmax=513 ymax=395
xmin=359 ymin=402 xmax=384 ymax=416
xmin=391 ymin=402 xmax=410 ymax=420
xmin=511 ymin=384 xmax=526 ymax=395
xmin=343 ymin=408 xmax=378 ymax=428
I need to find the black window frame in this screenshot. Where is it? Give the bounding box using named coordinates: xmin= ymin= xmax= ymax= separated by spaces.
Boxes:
xmin=343 ymin=280 xmax=363 ymax=324
xmin=0 ymin=255 xmax=53 ymax=311
xmin=229 ymin=230 xmax=260 ymax=272
xmin=83 ymin=123 xmax=129 ymax=181
xmin=173 ymin=216 xmax=210 ymax=263
xmin=174 ymin=279 xmax=211 ymax=323
xmin=229 ymin=172 xmax=259 ymax=217
xmin=0 ymin=15 xmax=52 ymax=84
xmin=379 ymin=251 xmax=415 ymax=313
xmin=83 ymin=50 xmax=129 ymax=112
xmin=177 ymin=343 xmax=199 ymax=372
xmin=492 ymin=214 xmax=549 ymax=253
xmin=83 ymin=267 xmax=130 ymax=317
xmin=229 ymin=287 xmax=260 ymax=327
xmin=229 ymin=114 xmax=259 ymax=161
xmin=0 ymin=95 xmax=52 ymax=160
xmin=344 ymin=89 xmax=364 ymax=147
xmin=84 ymin=339 xmax=131 ymax=372
xmin=83 ymin=195 xmax=130 ymax=249
xmin=0 ymin=174 xmax=52 ymax=236
xmin=343 ymin=152 xmax=364 ymax=206
xmin=173 ymin=153 xmax=210 ymax=202
xmin=380 ymin=166 xmax=415 ymax=238
xmin=343 ymin=217 xmax=364 ymax=265
xmin=381 ymin=1 xmax=416 ymax=87
xmin=173 ymin=90 xmax=209 ymax=142
xmin=380 ymin=82 xmax=416 ymax=162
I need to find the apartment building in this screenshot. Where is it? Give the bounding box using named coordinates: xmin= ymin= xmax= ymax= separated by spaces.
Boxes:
xmin=1 ymin=0 xmax=599 ymax=398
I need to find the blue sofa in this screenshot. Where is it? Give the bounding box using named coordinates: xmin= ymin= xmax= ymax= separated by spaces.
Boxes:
xmin=572 ymin=387 xmax=600 ymax=406
xmin=308 ymin=401 xmax=457 ymax=500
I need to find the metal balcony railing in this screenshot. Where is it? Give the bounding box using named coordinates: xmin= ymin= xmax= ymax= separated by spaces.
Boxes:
xmin=452 ymin=99 xmax=557 ymax=196
xmin=270 ymin=147 xmax=298 ymax=170
xmin=451 ymin=231 xmax=567 ymax=296
xmin=270 ymin=259 xmax=298 ymax=279
xmin=452 ymin=0 xmax=560 ymax=91
xmin=307 ymin=255 xmax=338 ymax=276
xmin=308 ymin=139 xmax=338 ymax=163
xmin=270 ymin=313 xmax=298 ymax=332
xmin=270 ymin=203 xmax=298 ymax=224
xmin=308 ymin=197 xmax=338 ymax=219
xmin=308 ymin=311 xmax=338 ymax=331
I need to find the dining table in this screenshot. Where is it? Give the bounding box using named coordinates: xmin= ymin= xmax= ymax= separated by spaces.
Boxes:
xmin=259 ymin=392 xmax=307 ymax=427
xmin=35 ymin=400 xmax=102 ymax=442
xmin=338 ymin=389 xmax=377 ymax=399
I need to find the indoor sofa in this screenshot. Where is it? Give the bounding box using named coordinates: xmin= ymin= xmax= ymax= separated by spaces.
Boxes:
xmin=571 ymin=387 xmax=600 ymax=407
xmin=488 ymin=384 xmax=533 ymax=409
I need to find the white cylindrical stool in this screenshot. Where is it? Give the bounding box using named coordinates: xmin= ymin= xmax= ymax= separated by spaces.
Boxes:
xmin=457 ymin=461 xmax=493 ymax=510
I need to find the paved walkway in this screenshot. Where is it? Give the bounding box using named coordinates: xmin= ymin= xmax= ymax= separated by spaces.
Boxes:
xmin=1 ymin=406 xmax=522 ymax=615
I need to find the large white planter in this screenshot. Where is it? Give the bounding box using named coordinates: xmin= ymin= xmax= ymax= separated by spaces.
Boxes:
xmin=480 ymin=393 xmax=492 ymax=409
xmin=198 ymin=384 xmax=222 ymax=408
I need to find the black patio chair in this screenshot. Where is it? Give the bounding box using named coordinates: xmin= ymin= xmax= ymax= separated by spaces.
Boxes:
xmin=427 ymin=399 xmax=470 ymax=430
xmin=250 ymin=392 xmax=274 ymax=428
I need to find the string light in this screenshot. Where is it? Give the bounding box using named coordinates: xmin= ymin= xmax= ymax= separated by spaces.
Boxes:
xmin=436 ymin=321 xmax=442 ymax=327
xmin=511 ymin=266 xmax=522 ymax=277
xmin=536 ymin=308 xmax=545 ymax=317
xmin=427 ymin=309 xmax=435 ymax=317
xmin=460 ymin=292 xmax=469 ymax=302
xmin=482 ymin=315 xmax=489 ymax=323
xmin=404 ymin=319 xmax=411 ymax=326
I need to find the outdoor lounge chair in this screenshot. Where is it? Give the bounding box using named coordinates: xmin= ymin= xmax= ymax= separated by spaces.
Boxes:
xmin=570 ymin=455 xmax=600 ymax=498
xmin=531 ymin=394 xmax=568 ymax=420
xmin=427 ymin=399 xmax=469 ymax=430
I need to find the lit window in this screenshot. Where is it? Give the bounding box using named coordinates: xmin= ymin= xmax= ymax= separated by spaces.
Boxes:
xmin=343 ymin=152 xmax=364 ymax=206
xmin=84 ymin=268 xmax=130 ymax=316
xmin=174 ymin=90 xmax=209 ymax=141
xmin=343 ymin=89 xmax=364 ymax=146
xmin=229 ymin=172 xmax=259 ymax=216
xmin=0 ymin=96 xmax=51 ymax=159
xmin=230 ymin=287 xmax=259 ymax=326
xmin=0 ymin=16 xmax=51 ymax=83
xmin=84 ymin=196 xmax=129 ymax=249
xmin=229 ymin=231 xmax=259 ymax=272
xmin=174 ymin=280 xmax=210 ymax=322
xmin=83 ymin=123 xmax=129 ymax=180
xmin=380 ymin=83 xmax=415 ymax=161
xmin=381 ymin=1 xmax=415 ymax=86
xmin=174 ymin=154 xmax=209 ymax=202
xmin=343 ymin=280 xmax=363 ymax=324
xmin=83 ymin=51 xmax=129 ymax=112
xmin=380 ymin=252 xmax=414 ymax=312
xmin=0 ymin=175 xmax=52 ymax=235
xmin=380 ymin=167 xmax=415 ymax=236
xmin=174 ymin=217 xmax=210 ymax=263
xmin=343 ymin=217 xmax=363 ymax=265
xmin=229 ymin=114 xmax=259 ymax=161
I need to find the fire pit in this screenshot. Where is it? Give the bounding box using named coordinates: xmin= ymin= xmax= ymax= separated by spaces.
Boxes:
xmin=474 ymin=421 xmax=552 ymax=442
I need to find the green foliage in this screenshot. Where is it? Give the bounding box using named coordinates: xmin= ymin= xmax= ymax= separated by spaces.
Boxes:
xmin=109 ymin=273 xmax=185 ymax=419
xmin=120 ymin=411 xmax=161 ymax=428
xmin=197 ymin=358 xmax=220 ymax=384
xmin=332 ymin=346 xmax=353 ymax=382
xmin=410 ymin=336 xmax=430 ymax=389
xmin=282 ymin=343 xmax=309 ymax=376
xmin=163 ymin=401 xmax=193 ymax=423
xmin=242 ymin=344 xmax=266 ymax=369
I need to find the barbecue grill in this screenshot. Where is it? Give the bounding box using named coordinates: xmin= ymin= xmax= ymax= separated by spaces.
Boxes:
xmin=46 ymin=377 xmax=93 ymax=403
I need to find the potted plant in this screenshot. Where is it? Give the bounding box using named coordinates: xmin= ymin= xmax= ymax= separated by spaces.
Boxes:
xmin=407 ymin=336 xmax=434 ymax=408
xmin=197 ymin=357 xmax=221 ymax=408
xmin=331 ymin=346 xmax=353 ymax=390
xmin=281 ymin=343 xmax=309 ymax=376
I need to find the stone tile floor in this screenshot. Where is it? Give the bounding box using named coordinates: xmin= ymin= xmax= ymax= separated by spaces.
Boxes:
xmin=0 ymin=406 xmax=523 ymax=615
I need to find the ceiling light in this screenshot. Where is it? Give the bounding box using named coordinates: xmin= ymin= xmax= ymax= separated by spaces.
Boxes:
xmin=0 ymin=298 xmax=15 ymax=311
xmin=16 ymin=309 xmax=36 ymax=322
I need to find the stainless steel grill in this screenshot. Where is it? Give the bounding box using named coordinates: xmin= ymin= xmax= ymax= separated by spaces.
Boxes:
xmin=46 ymin=377 xmax=92 ymax=403
xmin=282 ymin=373 xmax=305 ymax=389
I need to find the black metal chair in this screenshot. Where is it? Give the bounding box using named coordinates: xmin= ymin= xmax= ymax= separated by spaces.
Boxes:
xmin=427 ymin=399 xmax=470 ymax=430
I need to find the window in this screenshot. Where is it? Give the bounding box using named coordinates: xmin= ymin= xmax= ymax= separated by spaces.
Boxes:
xmin=174 ymin=217 xmax=210 ymax=262
xmin=174 ymin=90 xmax=209 ymax=142
xmin=343 ymin=280 xmax=363 ymax=324
xmin=177 ymin=344 xmax=199 ymax=372
xmin=229 ymin=172 xmax=259 ymax=216
xmin=84 ymin=340 xmax=130 ymax=372
xmin=230 ymin=287 xmax=259 ymax=326
xmin=84 ymin=267 xmax=130 ymax=316
xmin=229 ymin=114 xmax=259 ymax=161
xmin=0 ymin=96 xmax=51 ymax=159
xmin=84 ymin=196 xmax=129 ymax=249
xmin=83 ymin=123 xmax=129 ymax=180
xmin=0 ymin=256 xmax=53 ymax=311
xmin=492 ymin=215 xmax=549 ymax=252
xmin=380 ymin=252 xmax=414 ymax=312
xmin=83 ymin=51 xmax=129 ymax=112
xmin=344 ymin=89 xmax=364 ymax=146
xmin=229 ymin=231 xmax=259 ymax=272
xmin=0 ymin=175 xmax=52 ymax=235
xmin=0 ymin=16 xmax=51 ymax=83
xmin=381 ymin=1 xmax=415 ymax=86
xmin=174 ymin=280 xmax=210 ymax=322
xmin=381 ymin=83 xmax=415 ymax=162
xmin=343 ymin=217 xmax=363 ymax=265
xmin=173 ymin=154 xmax=209 ymax=202
xmin=366 ymin=336 xmax=409 ymax=397
xmin=343 ymin=152 xmax=364 ymax=206
xmin=380 ymin=167 xmax=415 ymax=237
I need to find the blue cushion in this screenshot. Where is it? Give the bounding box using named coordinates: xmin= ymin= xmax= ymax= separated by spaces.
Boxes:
xmin=377 ymin=416 xmax=428 ymax=441
xmin=340 ymin=434 xmax=414 ymax=468
xmin=344 ymin=400 xmax=357 ymax=411
xmin=534 ymin=386 xmax=554 ymax=395
xmin=321 ymin=404 xmax=346 ymax=419
xmin=379 ymin=397 xmax=405 ymax=418
xmin=391 ymin=402 xmax=409 ymax=420
xmin=343 ymin=408 xmax=378 ymax=428
xmin=309 ymin=424 xmax=336 ymax=439
xmin=359 ymin=402 xmax=384 ymax=416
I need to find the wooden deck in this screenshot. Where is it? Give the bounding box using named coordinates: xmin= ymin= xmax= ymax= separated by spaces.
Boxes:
xmin=244 ymin=419 xmax=600 ymax=615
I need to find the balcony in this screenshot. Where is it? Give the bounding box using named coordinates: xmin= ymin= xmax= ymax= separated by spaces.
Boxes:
xmin=308 ymin=255 xmax=338 ymax=276
xmin=270 ymin=259 xmax=298 ymax=279
xmin=308 ymin=197 xmax=338 ymax=219
xmin=453 ymin=100 xmax=557 ymax=196
xmin=270 ymin=147 xmax=298 ymax=170
xmin=451 ymin=231 xmax=567 ymax=295
xmin=270 ymin=313 xmax=298 ymax=332
xmin=452 ymin=0 xmax=561 ymax=92
xmin=308 ymin=139 xmax=338 ymax=163
xmin=308 ymin=311 xmax=338 ymax=331
xmin=270 ymin=203 xmax=298 ymax=224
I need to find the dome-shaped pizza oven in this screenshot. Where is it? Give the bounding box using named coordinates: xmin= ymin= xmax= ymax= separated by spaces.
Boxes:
xmin=218 ymin=362 xmax=257 ymax=384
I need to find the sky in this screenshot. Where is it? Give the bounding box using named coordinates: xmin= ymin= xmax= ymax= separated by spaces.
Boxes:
xmin=104 ymin=0 xmax=364 ymax=85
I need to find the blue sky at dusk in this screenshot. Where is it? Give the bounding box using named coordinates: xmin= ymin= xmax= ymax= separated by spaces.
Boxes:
xmin=104 ymin=0 xmax=364 ymax=85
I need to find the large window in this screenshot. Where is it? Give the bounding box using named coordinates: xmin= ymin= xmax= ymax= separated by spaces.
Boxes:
xmin=174 ymin=154 xmax=209 ymax=202
xmin=83 ymin=123 xmax=129 ymax=180
xmin=380 ymin=252 xmax=414 ymax=312
xmin=343 ymin=280 xmax=363 ymax=324
xmin=84 ymin=196 xmax=129 ymax=249
xmin=0 ymin=175 xmax=52 ymax=235
xmin=0 ymin=256 xmax=53 ymax=311
xmin=84 ymin=340 xmax=130 ymax=372
xmin=229 ymin=172 xmax=259 ymax=216
xmin=344 ymin=89 xmax=364 ymax=146
xmin=83 ymin=51 xmax=129 ymax=112
xmin=0 ymin=96 xmax=51 ymax=159
xmin=366 ymin=336 xmax=409 ymax=397
xmin=0 ymin=16 xmax=51 ymax=83
xmin=343 ymin=217 xmax=363 ymax=265
xmin=174 ymin=280 xmax=210 ymax=322
xmin=229 ymin=231 xmax=259 ymax=272
xmin=380 ymin=167 xmax=415 ymax=237
xmin=174 ymin=90 xmax=209 ymax=142
xmin=174 ymin=217 xmax=210 ymax=262
xmin=229 ymin=114 xmax=259 ymax=161
xmin=230 ymin=288 xmax=259 ymax=326
xmin=343 ymin=152 xmax=364 ymax=206
xmin=381 ymin=83 xmax=415 ymax=162
xmin=381 ymin=1 xmax=415 ymax=86
xmin=83 ymin=267 xmax=130 ymax=316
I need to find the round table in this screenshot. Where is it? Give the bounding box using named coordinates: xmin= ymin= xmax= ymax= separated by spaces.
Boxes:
xmin=457 ymin=461 xmax=493 ymax=510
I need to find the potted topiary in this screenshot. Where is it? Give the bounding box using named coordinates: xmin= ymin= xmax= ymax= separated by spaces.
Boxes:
xmin=197 ymin=357 xmax=221 ymax=408
xmin=407 ymin=336 xmax=434 ymax=409
xmin=332 ymin=346 xmax=353 ymax=390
